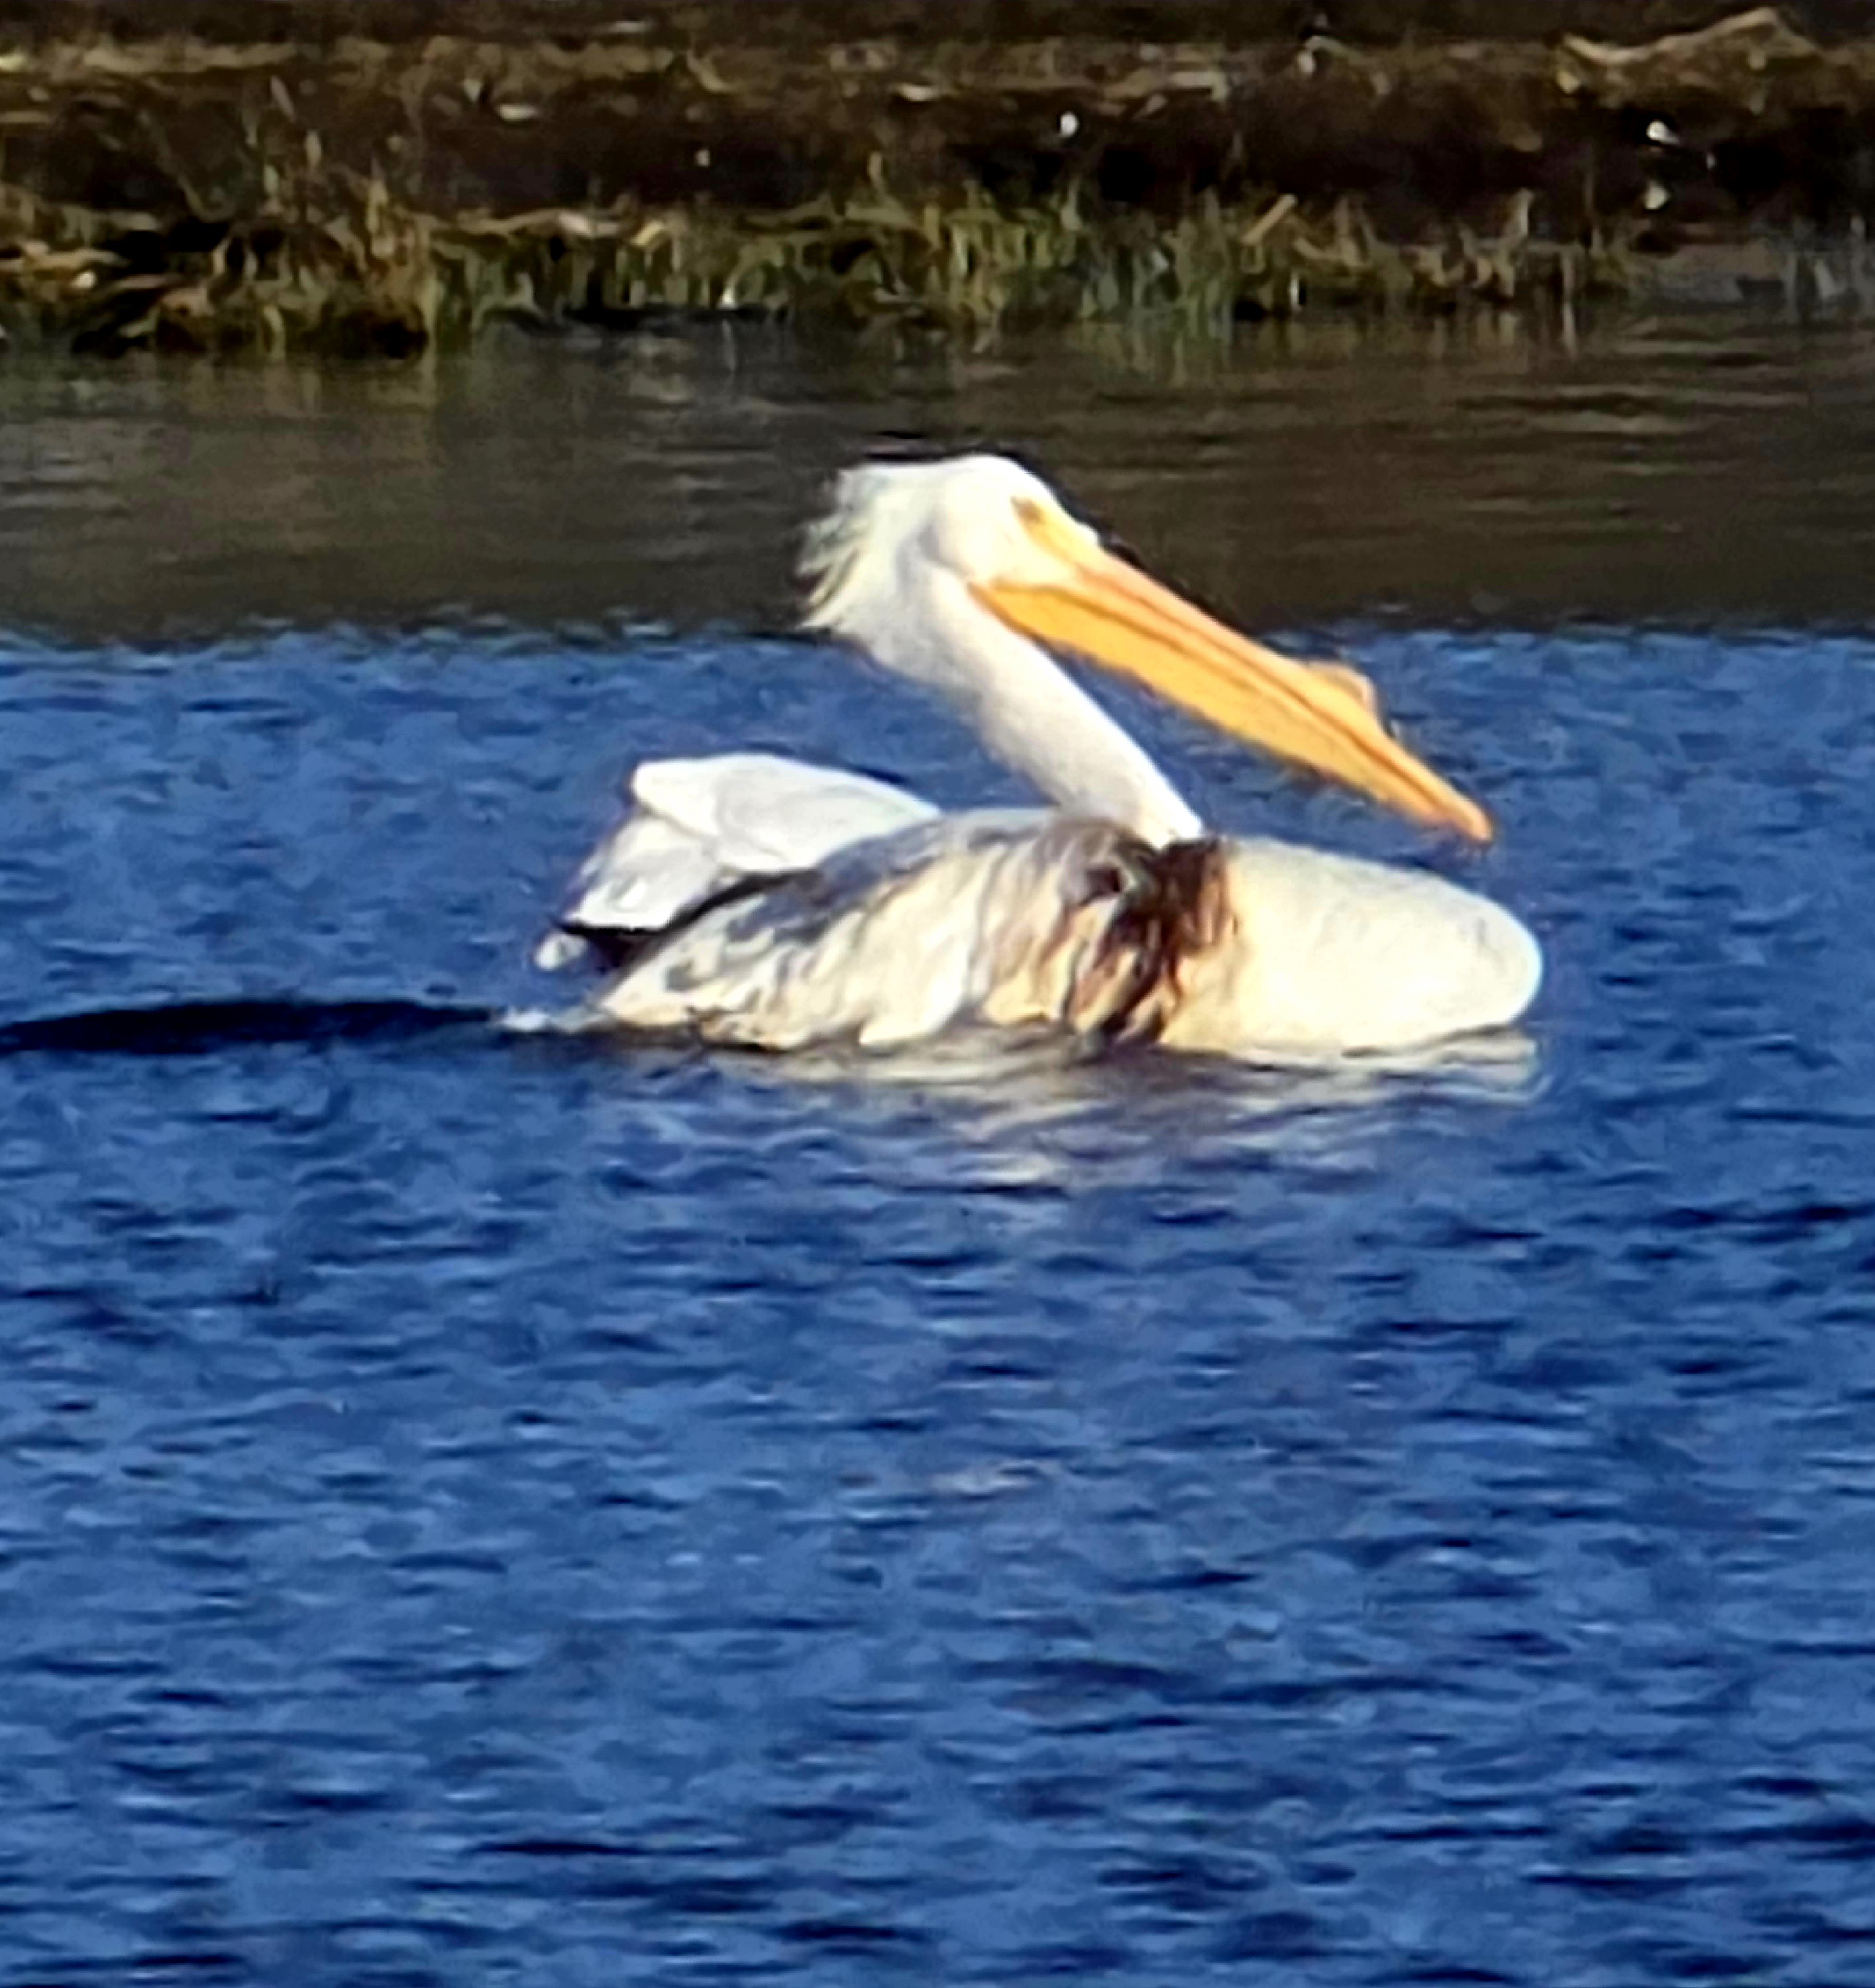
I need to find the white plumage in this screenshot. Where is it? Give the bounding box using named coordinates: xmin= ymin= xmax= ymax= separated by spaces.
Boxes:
xmin=590 ymin=812 xmax=1137 ymax=1051
xmin=537 ymin=455 xmax=1542 ymax=1062
xmin=534 ymin=753 xmax=934 ymax=968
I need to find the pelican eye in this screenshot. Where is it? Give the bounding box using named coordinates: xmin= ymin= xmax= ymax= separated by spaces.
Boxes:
xmin=1012 ymin=494 xmax=1079 ymax=557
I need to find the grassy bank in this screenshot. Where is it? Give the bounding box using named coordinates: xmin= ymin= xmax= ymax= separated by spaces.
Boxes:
xmin=0 ymin=7 xmax=1870 ymax=355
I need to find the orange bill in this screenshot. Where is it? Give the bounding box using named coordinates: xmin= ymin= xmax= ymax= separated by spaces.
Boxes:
xmin=973 ymin=498 xmax=1493 ymax=843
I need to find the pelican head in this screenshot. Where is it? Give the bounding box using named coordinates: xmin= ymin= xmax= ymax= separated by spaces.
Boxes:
xmin=802 ymin=453 xmax=1491 ymax=844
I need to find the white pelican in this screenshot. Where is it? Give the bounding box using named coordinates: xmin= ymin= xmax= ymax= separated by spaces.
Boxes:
xmin=535 ymin=455 xmax=1540 ymax=1059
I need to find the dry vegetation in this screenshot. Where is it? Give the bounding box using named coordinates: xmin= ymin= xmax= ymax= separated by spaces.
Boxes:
xmin=0 ymin=7 xmax=1868 ymax=355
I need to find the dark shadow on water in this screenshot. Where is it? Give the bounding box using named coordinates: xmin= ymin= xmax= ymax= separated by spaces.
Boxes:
xmin=0 ymin=997 xmax=498 ymax=1058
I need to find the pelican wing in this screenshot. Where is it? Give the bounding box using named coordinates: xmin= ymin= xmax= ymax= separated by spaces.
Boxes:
xmin=535 ymin=752 xmax=938 ymax=969
xmin=587 ymin=811 xmax=1189 ymax=1052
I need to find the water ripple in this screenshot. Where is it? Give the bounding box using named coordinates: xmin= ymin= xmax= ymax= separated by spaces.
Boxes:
xmin=1 ymin=329 xmax=1874 ymax=1983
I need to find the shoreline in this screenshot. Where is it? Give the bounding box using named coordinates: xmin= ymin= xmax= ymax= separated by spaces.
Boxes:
xmin=1 ymin=6 xmax=1872 ymax=355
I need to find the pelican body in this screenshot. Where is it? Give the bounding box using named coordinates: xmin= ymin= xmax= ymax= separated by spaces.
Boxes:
xmin=538 ymin=457 xmax=1541 ymax=1060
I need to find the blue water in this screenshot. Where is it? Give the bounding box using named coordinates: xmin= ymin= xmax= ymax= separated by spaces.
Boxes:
xmin=3 ymin=327 xmax=1875 ymax=1985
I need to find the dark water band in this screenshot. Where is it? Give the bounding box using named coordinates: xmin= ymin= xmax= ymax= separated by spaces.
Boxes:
xmin=0 ymin=999 xmax=498 ymax=1058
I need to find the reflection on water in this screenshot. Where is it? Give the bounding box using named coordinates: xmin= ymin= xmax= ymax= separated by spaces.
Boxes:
xmin=7 ymin=308 xmax=1875 ymax=639
xmin=678 ymin=1026 xmax=1546 ymax=1190
xmin=1 ymin=317 xmax=1874 ymax=1985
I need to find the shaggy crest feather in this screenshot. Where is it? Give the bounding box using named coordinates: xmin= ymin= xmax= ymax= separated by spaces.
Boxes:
xmin=799 ymin=454 xmax=1059 ymax=636
xmin=799 ymin=463 xmax=896 ymax=632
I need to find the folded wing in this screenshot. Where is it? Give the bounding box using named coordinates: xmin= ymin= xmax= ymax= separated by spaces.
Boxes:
xmin=534 ymin=752 xmax=939 ymax=969
xmin=585 ymin=812 xmax=1178 ymax=1051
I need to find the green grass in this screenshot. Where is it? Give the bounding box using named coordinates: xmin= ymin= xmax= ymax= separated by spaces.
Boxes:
xmin=0 ymin=164 xmax=1636 ymax=357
